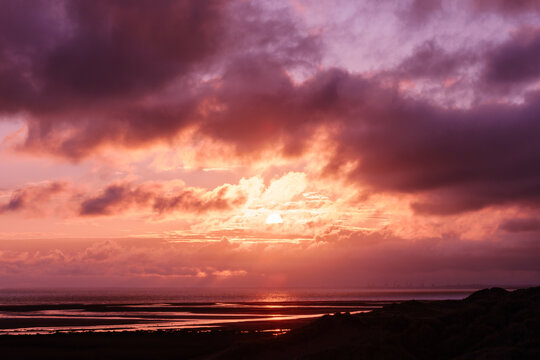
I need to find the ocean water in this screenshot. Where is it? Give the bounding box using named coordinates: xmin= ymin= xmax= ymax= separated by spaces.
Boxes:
xmin=0 ymin=288 xmax=476 ymax=335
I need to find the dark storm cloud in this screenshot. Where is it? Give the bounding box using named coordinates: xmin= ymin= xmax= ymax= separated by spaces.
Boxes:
xmin=0 ymin=0 xmax=230 ymax=158
xmin=325 ymin=74 xmax=540 ymax=215
xmin=472 ymin=0 xmax=540 ymax=14
xmin=79 ymin=184 xmax=153 ymax=216
xmin=394 ymin=28 xmax=540 ymax=98
xmin=79 ymin=182 xmax=245 ymax=216
xmin=0 ymin=0 xmax=319 ymax=158
xmin=404 ymin=0 xmax=443 ymax=24
xmin=197 ymin=56 xmax=330 ymax=156
xmin=183 ymin=58 xmax=540 ymax=215
xmin=0 ymin=181 xmax=244 ymax=217
xmin=483 ymin=28 xmax=540 ymax=87
xmin=0 ymin=0 xmax=64 ymax=112
xmin=0 ymin=182 xmax=67 ymax=214
xmin=0 ymin=0 xmax=227 ymax=110
xmin=2 ymin=0 xmax=540 ymax=216
xmin=500 ymin=218 xmax=540 ymax=233
xmin=404 ymin=0 xmax=540 ymax=20
xmin=396 ymin=40 xmax=477 ymax=80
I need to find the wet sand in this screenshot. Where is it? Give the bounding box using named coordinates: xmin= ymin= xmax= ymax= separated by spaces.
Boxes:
xmin=0 ymin=300 xmax=380 ymax=334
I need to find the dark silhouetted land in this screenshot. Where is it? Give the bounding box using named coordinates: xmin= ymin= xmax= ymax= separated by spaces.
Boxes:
xmin=1 ymin=287 xmax=539 ymax=359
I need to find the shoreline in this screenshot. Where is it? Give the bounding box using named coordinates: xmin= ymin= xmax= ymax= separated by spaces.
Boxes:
xmin=0 ymin=300 xmax=384 ymax=335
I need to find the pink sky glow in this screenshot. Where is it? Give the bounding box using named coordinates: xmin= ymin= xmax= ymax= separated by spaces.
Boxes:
xmin=1 ymin=0 xmax=540 ymax=288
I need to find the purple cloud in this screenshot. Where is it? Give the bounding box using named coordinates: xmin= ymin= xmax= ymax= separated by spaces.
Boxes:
xmin=0 ymin=182 xmax=67 ymax=214
xmin=80 ymin=182 xmax=245 ymax=216
xmin=500 ymin=218 xmax=540 ymax=232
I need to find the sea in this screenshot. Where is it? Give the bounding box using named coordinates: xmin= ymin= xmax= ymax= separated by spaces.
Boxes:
xmin=0 ymin=288 xmax=476 ymax=335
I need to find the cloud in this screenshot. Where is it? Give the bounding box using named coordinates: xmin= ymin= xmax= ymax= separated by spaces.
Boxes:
xmin=1 ymin=231 xmax=539 ymax=288
xmin=482 ymin=27 xmax=540 ymax=88
xmin=394 ymin=28 xmax=540 ymax=99
xmin=277 ymin=64 xmax=537 ymax=215
xmin=0 ymin=0 xmax=319 ymax=159
xmin=404 ymin=0 xmax=540 ymax=21
xmin=0 ymin=181 xmax=67 ymax=214
xmin=80 ymin=182 xmax=246 ymax=216
xmin=403 ymin=0 xmax=443 ymax=24
xmin=0 ymin=238 xmax=250 ymax=287
xmin=2 ymin=0 xmax=540 ymax=219
xmin=472 ymin=0 xmax=540 ymax=15
xmin=0 ymin=179 xmax=247 ymax=218
xmin=396 ymin=40 xmax=477 ymax=80
xmin=499 ymin=217 xmax=540 ymax=232
xmin=0 ymin=0 xmax=227 ymax=107
xmin=261 ymin=172 xmax=307 ymax=205
xmin=3 ymin=0 xmax=540 ymax=289
xmin=0 ymin=0 xmax=231 ymax=158
xmin=10 ymin=52 xmax=540 ymax=218
xmin=79 ymin=183 xmax=154 ymax=216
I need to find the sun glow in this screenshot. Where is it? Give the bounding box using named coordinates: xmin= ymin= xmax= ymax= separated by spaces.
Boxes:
xmin=265 ymin=213 xmax=283 ymax=224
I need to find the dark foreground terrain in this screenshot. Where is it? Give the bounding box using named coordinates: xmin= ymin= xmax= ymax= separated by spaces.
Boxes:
xmin=1 ymin=287 xmax=539 ymax=359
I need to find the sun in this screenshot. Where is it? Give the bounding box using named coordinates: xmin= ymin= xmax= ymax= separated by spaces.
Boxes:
xmin=265 ymin=212 xmax=283 ymax=224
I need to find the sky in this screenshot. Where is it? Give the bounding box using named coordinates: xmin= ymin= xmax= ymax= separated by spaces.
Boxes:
xmin=1 ymin=0 xmax=540 ymax=288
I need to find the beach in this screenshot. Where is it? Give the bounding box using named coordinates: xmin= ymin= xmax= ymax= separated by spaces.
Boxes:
xmin=1 ymin=287 xmax=538 ymax=359
xmin=0 ymin=288 xmax=473 ymax=335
